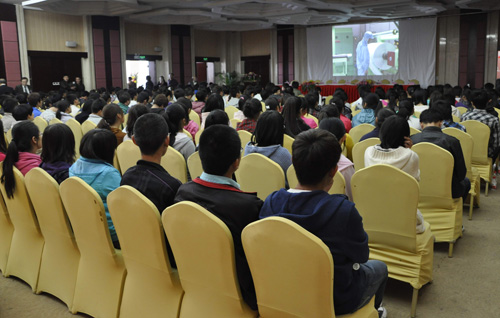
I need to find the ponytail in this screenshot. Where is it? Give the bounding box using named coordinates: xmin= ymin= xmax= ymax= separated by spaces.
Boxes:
xmin=97 ymin=103 xmax=123 ymax=130
xmin=165 ymin=104 xmax=187 ymax=146
xmin=97 ymin=118 xmax=111 ymax=130
xmin=1 ymin=140 xmax=19 ymax=198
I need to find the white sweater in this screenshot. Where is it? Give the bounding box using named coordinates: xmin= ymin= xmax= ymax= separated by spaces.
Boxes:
xmin=364 ymin=145 xmax=426 ymax=234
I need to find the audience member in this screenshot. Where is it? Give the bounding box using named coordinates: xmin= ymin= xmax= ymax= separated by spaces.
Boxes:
xmin=192 ymin=88 xmax=208 ymax=117
xmin=118 ymin=92 xmax=131 ymax=114
xmin=39 ymin=124 xmax=75 ymax=184
xmin=1 ymin=98 xmax=18 ymax=132
xmin=12 ymin=104 xmax=34 ymax=128
xmin=201 ymin=94 xmax=225 ymax=128
xmin=124 ymin=104 xmax=149 ymax=142
xmin=352 ymin=93 xmax=379 ymax=127
xmin=330 ymin=97 xmax=352 ymax=132
xmin=259 ymin=129 xmax=387 ymax=316
xmin=397 ymin=99 xmax=420 ymax=131
xmin=283 ymin=96 xmax=310 ymax=137
xmin=177 ymin=97 xmax=199 ymax=140
xmin=300 ymin=97 xmax=318 ymax=129
xmin=166 ymin=104 xmax=195 ymax=161
xmin=27 ymin=93 xmax=42 ymax=118
xmin=75 ymin=99 xmax=93 ymax=124
xmin=433 ymin=100 xmax=466 ymax=131
xmin=97 ymin=104 xmax=126 ymax=145
xmin=227 ymin=87 xmax=241 ymax=107
xmin=55 ymin=100 xmax=73 ymax=123
xmin=236 ymin=99 xmax=262 ymax=134
xmin=204 ymin=109 xmax=229 ymax=130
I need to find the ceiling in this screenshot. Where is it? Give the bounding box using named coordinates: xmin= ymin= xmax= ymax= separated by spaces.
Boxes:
xmin=10 ymin=0 xmax=500 ymax=31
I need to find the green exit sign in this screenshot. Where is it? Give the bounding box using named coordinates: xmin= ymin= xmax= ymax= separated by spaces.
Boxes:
xmin=203 ymin=57 xmax=208 ymax=61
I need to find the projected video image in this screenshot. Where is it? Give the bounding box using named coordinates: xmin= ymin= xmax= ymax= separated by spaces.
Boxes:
xmin=332 ymin=22 xmax=399 ymax=76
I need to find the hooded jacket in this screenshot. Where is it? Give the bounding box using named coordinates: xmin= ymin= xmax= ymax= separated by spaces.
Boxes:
xmin=244 ymin=142 xmax=292 ymax=175
xmin=69 ymin=157 xmax=121 ymax=242
xmin=259 ymin=189 xmax=369 ymax=314
xmin=172 ymin=132 xmax=196 ymax=161
xmin=352 ymin=108 xmax=376 ymax=127
xmin=16 ymin=152 xmax=42 ymax=176
xmin=40 ymin=161 xmax=72 ymax=184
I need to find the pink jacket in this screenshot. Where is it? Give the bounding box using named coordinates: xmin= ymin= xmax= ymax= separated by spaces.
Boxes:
xmin=16 ymin=152 xmax=42 ymax=176
xmin=192 ymin=101 xmax=205 ymax=118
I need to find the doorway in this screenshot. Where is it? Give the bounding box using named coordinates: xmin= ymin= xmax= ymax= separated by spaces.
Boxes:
xmin=125 ymin=60 xmax=155 ymax=89
xmin=195 ymin=62 xmax=215 ymax=84
xmin=242 ymin=55 xmax=270 ymax=86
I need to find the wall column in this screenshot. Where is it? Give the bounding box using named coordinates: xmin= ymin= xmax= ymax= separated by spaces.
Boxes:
xmin=485 ymin=11 xmax=499 ymax=84
xmin=15 ymin=5 xmax=29 ymax=79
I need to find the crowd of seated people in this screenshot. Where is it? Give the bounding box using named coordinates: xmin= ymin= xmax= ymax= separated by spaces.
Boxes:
xmin=1 ymin=74 xmax=500 ymax=318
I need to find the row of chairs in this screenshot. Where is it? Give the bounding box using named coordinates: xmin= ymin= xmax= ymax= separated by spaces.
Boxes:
xmin=0 ymin=166 xmax=378 ymax=317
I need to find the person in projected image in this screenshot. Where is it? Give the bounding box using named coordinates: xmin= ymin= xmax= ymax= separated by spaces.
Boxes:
xmin=356 ymin=31 xmax=374 ymax=76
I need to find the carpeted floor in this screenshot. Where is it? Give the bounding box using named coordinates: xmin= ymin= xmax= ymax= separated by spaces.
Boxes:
xmin=0 ymin=185 xmax=499 ymax=318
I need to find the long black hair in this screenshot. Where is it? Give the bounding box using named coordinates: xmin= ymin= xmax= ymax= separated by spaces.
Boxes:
xmin=126 ymin=104 xmax=149 ymax=138
xmin=41 ymin=124 xmax=75 ymax=164
xmin=282 ymin=96 xmax=307 ymax=137
xmin=165 ymin=104 xmax=187 ymax=146
xmin=1 ymin=121 xmax=40 ymax=198
xmin=97 ymin=103 xmax=123 ymax=129
xmin=251 ymin=110 xmax=284 ymax=147
xmin=80 ymin=129 xmax=117 ymax=165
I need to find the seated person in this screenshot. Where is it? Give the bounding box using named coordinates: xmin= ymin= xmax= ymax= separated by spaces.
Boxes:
xmin=397 ymin=99 xmax=420 ymax=131
xmin=259 ymin=129 xmax=387 ymax=317
xmin=192 ymin=88 xmax=208 ymax=117
xmin=352 ymin=93 xmax=379 ymax=127
xmin=12 ymin=104 xmax=34 ymax=128
xmin=97 ymin=104 xmax=126 ymax=145
xmin=330 ymin=97 xmax=352 ymax=133
xmin=40 ymin=124 xmax=75 ymax=184
xmin=123 ymin=104 xmax=149 ymax=142
xmin=201 ymin=94 xmax=225 ymax=128
xmin=175 ymin=125 xmax=263 ymax=310
xmin=1 ymin=98 xmax=19 ymax=132
xmin=177 ymin=97 xmax=199 ymax=140
xmin=364 ymin=116 xmax=425 ymax=233
xmin=283 ymin=96 xmax=310 ymax=138
xmin=56 ymin=100 xmax=73 ymax=123
xmin=86 ymin=98 xmax=106 ymax=125
xmin=69 ymin=129 xmax=121 ymax=248
xmin=121 ymin=113 xmax=182 ymax=267
xmin=227 ymin=86 xmax=241 ymax=107
xmin=433 ymin=100 xmax=466 ymax=132
xmin=234 ymin=95 xmax=249 ymax=121
xmin=165 ymin=104 xmax=195 ymax=161
xmin=318 ymin=117 xmax=355 ymax=201
xmin=411 ymin=108 xmax=470 ymax=201
xmin=359 ymin=108 xmax=395 ymax=142
xmin=236 ymin=99 xmax=262 ymax=134
xmin=27 ymin=93 xmax=42 ymax=118
xmin=300 ymin=96 xmax=318 ymax=129
xmin=75 ymin=100 xmax=93 ymax=124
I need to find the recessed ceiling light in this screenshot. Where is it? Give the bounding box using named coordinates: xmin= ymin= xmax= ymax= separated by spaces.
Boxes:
xmin=22 ymin=0 xmax=46 ymax=6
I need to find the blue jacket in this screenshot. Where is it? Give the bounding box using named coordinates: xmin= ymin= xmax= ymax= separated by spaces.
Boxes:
xmin=352 ymin=109 xmax=375 ymax=127
xmin=260 ymin=189 xmax=369 ymax=315
xmin=69 ymin=157 xmax=121 ymax=242
xmin=244 ymin=142 xmax=292 ymax=175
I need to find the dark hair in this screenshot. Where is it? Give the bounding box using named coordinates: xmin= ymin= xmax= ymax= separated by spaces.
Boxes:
xmin=55 ymin=100 xmax=70 ymax=119
xmin=375 ymin=87 xmax=386 ymax=100
xmin=471 ymin=90 xmax=489 ymax=109
xmin=12 ymin=104 xmax=33 ymax=121
xmin=265 ymin=98 xmax=279 ymax=111
xmin=419 ymin=108 xmax=444 ymax=124
xmin=317 ymin=105 xmax=340 ymax=122
xmin=27 ymin=93 xmax=41 ymax=107
xmin=452 ymin=86 xmax=463 ymax=97
xmin=126 ymin=104 xmax=149 ymax=138
xmin=174 ymin=88 xmax=185 ymax=100
xmin=1 ymin=121 xmax=40 ymax=198
xmin=304 ymin=93 xmax=318 ymax=110
xmin=363 ymin=93 xmax=380 ymax=110
xmin=205 ymin=109 xmax=229 ymax=129
xmin=41 ymin=124 xmax=75 ymax=164
xmin=80 ymin=129 xmax=117 ymax=165
xmin=379 ymin=115 xmax=409 ymax=149
xmin=432 ymin=100 xmax=453 ymax=121
xmin=97 ymin=104 xmax=123 ymax=129
xmin=204 ymin=94 xmax=225 ymax=112
xmin=318 ymin=117 xmax=346 ymax=141
xmin=292 ymin=129 xmax=341 ymax=186
xmin=154 ymin=94 xmax=169 ymax=108
xmin=118 ymin=92 xmax=131 ymax=104
xmin=0 ymin=120 xmax=6 ymax=153
xmin=230 ymin=87 xmax=240 ymax=98
xmin=413 ymin=88 xmax=428 ymax=105
xmin=176 ymin=97 xmax=193 ymax=111
xmin=396 ymin=99 xmax=415 ymax=121
xmin=165 ymin=104 xmax=187 ymax=146
xmin=16 ymin=94 xmax=27 ymax=104
xmin=243 ymin=99 xmax=262 ymax=120
xmin=375 ymin=108 xmax=396 ymax=129
xmin=199 ymin=125 xmax=241 ymax=176
xmin=91 ymin=98 xmax=106 ymax=114
xmin=66 ymin=94 xmax=78 ymax=105
xmin=3 ymin=98 xmax=18 ymax=113
xmin=282 ymin=96 xmax=306 ymax=137
xmin=195 ymin=89 xmax=208 ymax=102
xmin=386 ymin=89 xmax=399 ymax=112
xmin=137 ymin=91 xmax=149 ymax=104
xmin=133 ymin=113 xmax=169 ymax=156
xmin=251 ymin=110 xmax=284 ymax=147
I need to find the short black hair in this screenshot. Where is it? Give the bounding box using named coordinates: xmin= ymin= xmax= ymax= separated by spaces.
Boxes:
xmin=292 ymin=129 xmax=341 ymax=186
xmin=3 ymin=98 xmax=18 ymax=113
xmin=196 ymin=89 xmax=208 ymax=102
xmin=317 ymin=105 xmax=340 ymax=122
xmin=243 ymin=99 xmax=262 ymax=119
xmin=13 ymin=104 xmax=33 ymax=121
xmin=118 ymin=92 xmax=131 ymax=104
xmin=379 ymin=115 xmax=409 ymax=149
xmin=376 ymin=108 xmax=396 ymax=128
xmin=137 ymin=91 xmax=149 ymax=104
xmin=27 ymin=93 xmax=41 ymax=107
xmin=204 ymin=94 xmax=224 ymax=112
xmin=252 ymin=110 xmax=284 ymax=147
xmin=154 ymin=94 xmax=169 ymax=107
xmin=265 ymin=97 xmax=279 ymax=111
xmin=134 ymin=113 xmax=169 ymax=156
xmin=174 ymin=88 xmax=185 ymax=100
xmin=363 ymin=93 xmax=380 ymax=110
xmin=433 ymin=100 xmax=453 ymax=121
xmin=41 ymin=124 xmax=75 ymax=164
xmin=91 ymin=98 xmax=106 ymax=114
xmin=318 ymin=117 xmax=345 ymax=141
xmin=205 ymin=110 xmax=229 ymax=129
xmin=80 ymin=129 xmax=117 ymax=165
xmin=419 ymin=108 xmax=443 ymax=124
xmin=471 ymin=90 xmax=489 ymax=109
xmin=199 ymin=125 xmax=241 ymax=176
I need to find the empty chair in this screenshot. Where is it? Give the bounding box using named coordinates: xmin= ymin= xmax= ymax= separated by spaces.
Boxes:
xmin=286 ymin=165 xmax=346 ymax=196
xmin=116 ymin=140 xmax=141 ymax=174
xmin=33 ymin=116 xmax=48 ymax=133
xmin=25 ymin=168 xmax=79 ymax=308
xmin=443 ymin=127 xmax=481 ymax=219
xmin=235 ymin=153 xmax=285 ymax=200
xmin=162 ymin=201 xmax=257 ymax=318
xmin=81 ymin=120 xmax=97 ymax=135
xmin=412 ymin=142 xmax=463 ymax=257
xmin=238 ymin=130 xmax=252 ymax=148
xmin=66 ymin=118 xmax=83 ymax=158
xmin=349 ymin=124 xmax=375 ymax=144
xmin=59 ymin=177 xmax=126 ymax=318
xmin=461 ymin=120 xmax=493 ymax=196
xmin=108 ymin=186 xmax=183 ymax=318
xmin=352 ymin=138 xmax=380 ymax=171
xmin=0 ymin=189 xmax=13 ymax=275
xmin=0 ymin=167 xmax=44 ymax=291
xmin=242 ymin=217 xmax=378 ymax=318
xmin=351 ymin=164 xmax=434 ymax=318
xmin=225 ymin=105 xmax=239 ymax=119
xmin=187 ymin=151 xmax=203 ymax=179
xmin=161 ymin=147 xmax=188 ymax=183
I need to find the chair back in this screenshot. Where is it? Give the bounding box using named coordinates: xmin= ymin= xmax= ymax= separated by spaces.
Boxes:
xmin=457 ymin=107 xmax=467 ymax=116
xmin=230 ymin=118 xmax=242 ymax=129
xmin=81 ymin=120 xmax=96 ymax=135
xmin=0 ymin=167 xmax=44 ymax=291
xmin=161 ymin=147 xmax=188 ymax=183
xmin=351 ymin=164 xmax=418 ymax=253
xmin=409 ymin=127 xmax=420 ymax=136
xmin=195 ymin=128 xmax=204 ymax=145
xmin=183 ymin=129 xmax=193 ymax=140
xmin=108 ymin=186 xmax=183 ymax=318
xmin=116 ymin=140 xmax=141 ymax=174
xmin=6 ymin=129 xmax=12 ymax=143
xmin=286 ymin=165 xmax=346 ymax=196
xmin=189 ymin=110 xmax=200 ymax=127
xmin=461 ymin=120 xmax=490 ymax=165
xmin=235 ymin=153 xmax=285 ymax=200
xmin=0 ymin=184 xmax=13 ymax=273
xmin=187 ymin=151 xmax=203 ymax=179
xmin=241 ymin=217 xmax=335 ymax=318
xmin=412 ymin=142 xmax=454 ymax=208
xmin=349 ymin=123 xmax=375 ymax=144
xmin=225 ymin=106 xmax=239 ymax=119
xmin=443 ymin=128 xmax=473 ymax=174
xmin=237 ymin=130 xmax=252 ymax=148
xmin=66 ymin=118 xmax=83 ymax=158
xmin=162 ymin=201 xmax=256 ymax=317
xmin=352 ymin=138 xmax=380 ymax=171
xmin=452 ymin=115 xmax=461 ymax=123
xmin=33 ymin=116 xmax=48 ymax=133
xmin=25 ymin=168 xmax=79 ymax=307
xmin=283 ymin=134 xmax=294 ymax=155
xmin=49 ymin=118 xmax=63 ymax=125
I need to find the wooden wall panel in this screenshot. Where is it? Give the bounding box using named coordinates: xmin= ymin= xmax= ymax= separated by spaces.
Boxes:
xmin=194 ymin=29 xmax=220 ymax=57
xmin=124 ymin=22 xmax=160 ymax=55
xmin=24 ymin=10 xmax=85 ymax=52
xmin=241 ymin=29 xmax=271 ymax=57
